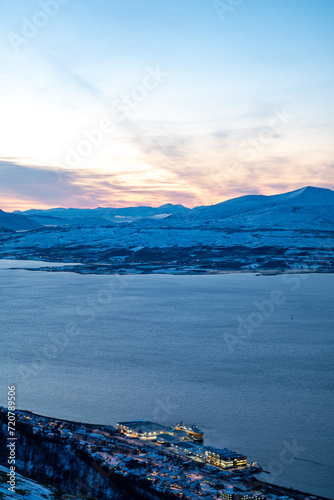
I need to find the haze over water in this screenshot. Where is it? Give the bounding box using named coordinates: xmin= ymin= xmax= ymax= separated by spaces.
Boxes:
xmin=1 ymin=260 xmax=333 ymax=499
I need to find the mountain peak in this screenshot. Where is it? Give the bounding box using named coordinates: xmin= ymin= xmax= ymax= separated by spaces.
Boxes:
xmin=277 ymin=185 xmax=334 ymax=203
xmin=187 ymin=185 xmax=334 ymax=223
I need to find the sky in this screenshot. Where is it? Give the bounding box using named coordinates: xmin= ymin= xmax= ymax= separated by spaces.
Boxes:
xmin=0 ymin=0 xmax=334 ymax=210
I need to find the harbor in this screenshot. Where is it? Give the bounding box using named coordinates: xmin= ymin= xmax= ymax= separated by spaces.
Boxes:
xmin=0 ymin=407 xmax=331 ymax=500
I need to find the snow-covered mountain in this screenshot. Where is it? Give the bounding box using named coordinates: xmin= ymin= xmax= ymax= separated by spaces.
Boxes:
xmin=0 ymin=209 xmax=42 ymax=232
xmin=2 ymin=186 xmax=333 ymax=273
xmin=16 ymin=203 xmax=191 ymax=226
xmin=187 ymin=186 xmax=334 ymax=229
xmin=14 ymin=186 xmax=334 ymax=230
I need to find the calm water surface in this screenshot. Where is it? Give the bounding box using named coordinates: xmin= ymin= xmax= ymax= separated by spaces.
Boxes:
xmin=1 ymin=260 xmax=333 ymax=498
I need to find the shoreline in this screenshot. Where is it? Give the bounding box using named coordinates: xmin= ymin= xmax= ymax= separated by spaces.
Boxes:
xmin=1 ymin=257 xmax=334 ymax=276
xmin=1 ymin=407 xmax=332 ymax=500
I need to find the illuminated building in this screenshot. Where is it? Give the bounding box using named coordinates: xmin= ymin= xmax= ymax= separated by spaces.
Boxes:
xmin=116 ymin=420 xmax=169 ymax=438
xmin=205 ymin=447 xmax=247 ymax=469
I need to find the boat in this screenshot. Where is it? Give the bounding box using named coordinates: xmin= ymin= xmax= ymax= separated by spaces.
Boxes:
xmin=175 ymin=422 xmax=204 ymax=441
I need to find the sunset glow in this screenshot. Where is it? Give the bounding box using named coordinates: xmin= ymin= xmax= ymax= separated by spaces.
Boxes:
xmin=1 ymin=0 xmax=334 ymax=210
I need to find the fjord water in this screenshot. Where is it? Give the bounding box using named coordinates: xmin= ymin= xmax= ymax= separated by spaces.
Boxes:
xmin=1 ymin=261 xmax=333 ymax=499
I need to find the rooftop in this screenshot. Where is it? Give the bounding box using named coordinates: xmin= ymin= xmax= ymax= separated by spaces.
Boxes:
xmin=117 ymin=420 xmax=170 ymax=433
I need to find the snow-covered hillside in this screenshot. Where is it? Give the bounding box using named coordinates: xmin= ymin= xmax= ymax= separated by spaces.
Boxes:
xmin=1 ymin=187 xmax=333 ymax=273
xmin=0 ymin=210 xmax=42 ymax=232
xmin=188 ymin=186 xmax=334 ymax=229
xmin=0 ymin=465 xmax=79 ymax=499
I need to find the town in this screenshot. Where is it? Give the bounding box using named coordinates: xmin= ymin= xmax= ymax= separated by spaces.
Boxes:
xmin=0 ymin=407 xmax=328 ymax=500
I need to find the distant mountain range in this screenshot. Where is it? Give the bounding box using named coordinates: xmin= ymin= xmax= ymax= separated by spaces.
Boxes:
xmin=1 ymin=186 xmax=333 ymax=274
xmin=13 ymin=203 xmax=191 ymax=226
xmin=11 ymin=185 xmax=334 ymax=230
xmin=0 ymin=209 xmax=42 ymax=232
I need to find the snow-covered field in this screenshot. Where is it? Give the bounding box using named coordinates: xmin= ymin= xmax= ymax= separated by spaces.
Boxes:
xmin=0 ymin=465 xmax=79 ymax=499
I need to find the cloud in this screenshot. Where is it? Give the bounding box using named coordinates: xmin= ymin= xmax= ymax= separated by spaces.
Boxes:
xmin=1 ymin=148 xmax=333 ymax=212
xmin=0 ymin=160 xmax=86 ymax=208
xmin=0 ymin=159 xmax=200 ymax=210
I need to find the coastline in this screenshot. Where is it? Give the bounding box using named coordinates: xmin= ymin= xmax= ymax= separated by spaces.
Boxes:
xmin=0 ymin=407 xmax=332 ymax=500
xmin=2 ymin=256 xmax=334 ymax=276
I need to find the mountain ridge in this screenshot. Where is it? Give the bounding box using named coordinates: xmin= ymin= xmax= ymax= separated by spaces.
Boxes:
xmin=189 ymin=186 xmax=334 ymax=221
xmin=1 ymin=186 xmax=333 ymax=274
xmin=9 ymin=186 xmax=334 ymax=224
xmin=0 ymin=209 xmax=43 ymax=232
xmin=3 ymin=186 xmax=334 ymax=231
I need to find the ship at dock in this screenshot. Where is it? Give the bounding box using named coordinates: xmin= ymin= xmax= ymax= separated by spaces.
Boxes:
xmin=175 ymin=422 xmax=204 ymax=441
